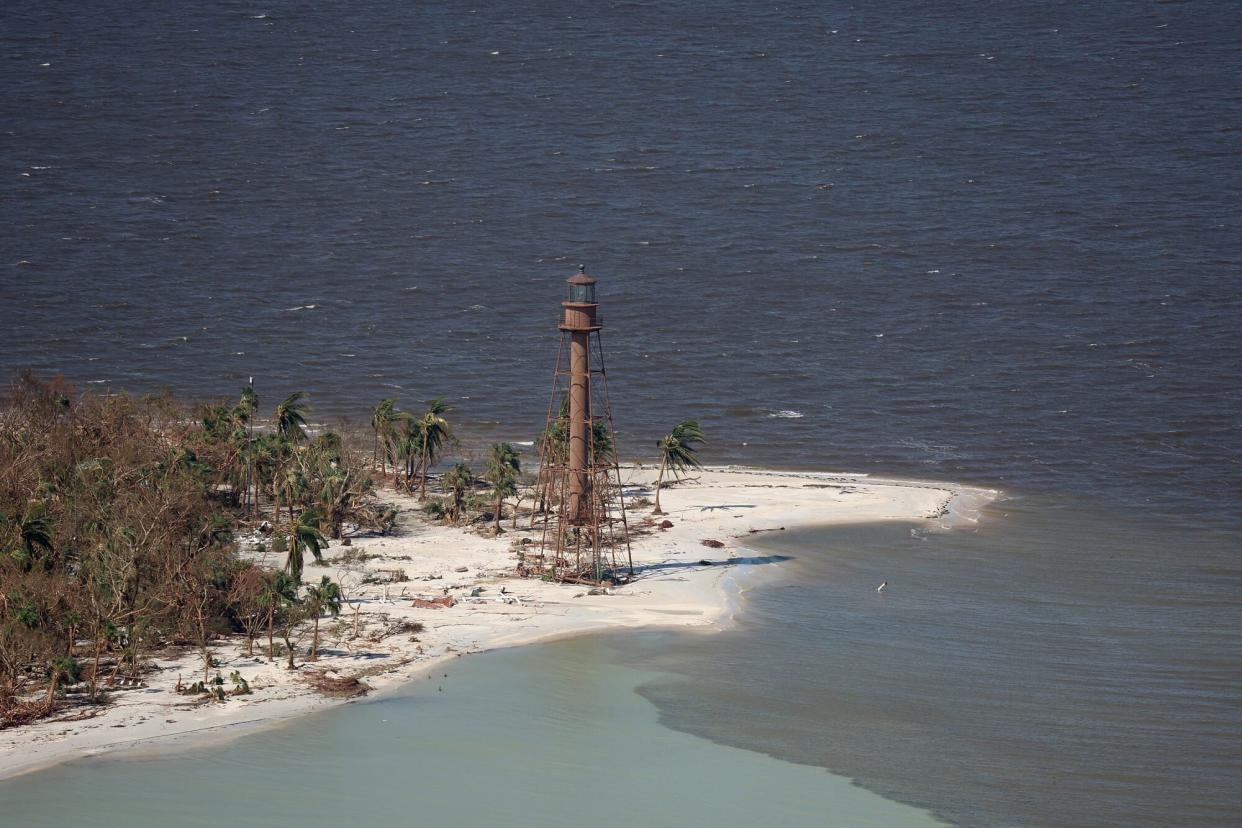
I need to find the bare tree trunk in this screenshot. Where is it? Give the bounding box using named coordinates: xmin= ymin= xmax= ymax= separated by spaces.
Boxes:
xmin=267 ymin=606 xmax=275 ymax=661
xmin=654 ymin=454 xmax=668 ymax=514
xmin=282 ymin=629 xmax=296 ymax=669
xmin=90 ymin=634 xmax=104 ymax=702
xmin=197 ymin=600 xmax=211 ymax=684
xmin=419 ymin=433 xmax=430 ymax=499
xmin=311 ymin=615 xmax=320 ymax=660
xmin=273 ymin=467 xmax=282 ymax=524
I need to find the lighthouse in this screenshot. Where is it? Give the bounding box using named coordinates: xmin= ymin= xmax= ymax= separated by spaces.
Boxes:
xmin=526 ymin=266 xmax=632 ymax=585
xmin=560 ymin=267 xmax=600 ymax=525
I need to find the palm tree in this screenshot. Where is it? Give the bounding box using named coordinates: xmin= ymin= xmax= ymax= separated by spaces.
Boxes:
xmin=281 ymin=467 xmax=309 ymax=521
xmin=303 ymin=576 xmax=342 ymax=660
xmin=274 ymin=391 xmax=309 ymax=443
xmin=377 ymin=407 xmax=411 ymax=485
xmin=483 ymin=443 xmax=521 ymax=535
xmin=536 ymin=395 xmax=614 ymax=466
xmin=415 ymin=398 xmax=453 ymax=500
xmin=6 ymin=503 xmax=54 ymax=571
xmin=441 ymin=462 xmax=474 ymax=524
xmin=259 ymin=572 xmax=300 ymax=662
xmin=272 ymin=392 xmax=309 ymax=522
xmin=396 ymin=415 xmax=421 ymax=489
xmin=239 ymin=384 xmax=259 ymax=418
xmin=239 ymin=384 xmax=258 ymax=514
xmin=283 ymin=507 xmax=326 ymax=583
xmin=370 ymin=398 xmax=397 ymax=472
xmin=45 ymin=655 xmax=79 ymax=708
xmin=653 ymin=421 xmax=706 ymax=514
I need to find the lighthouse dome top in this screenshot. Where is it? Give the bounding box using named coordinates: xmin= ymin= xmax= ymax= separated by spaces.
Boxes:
xmin=566 ymin=266 xmax=597 ymax=304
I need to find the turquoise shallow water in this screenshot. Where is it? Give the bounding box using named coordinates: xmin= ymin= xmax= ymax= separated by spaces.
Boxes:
xmin=0 ymin=636 xmax=946 ymax=828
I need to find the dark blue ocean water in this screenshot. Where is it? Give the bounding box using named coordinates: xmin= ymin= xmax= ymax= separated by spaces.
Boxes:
xmin=3 ymin=2 xmax=1240 ymax=825
xmin=3 ymin=0 xmax=1239 ymax=523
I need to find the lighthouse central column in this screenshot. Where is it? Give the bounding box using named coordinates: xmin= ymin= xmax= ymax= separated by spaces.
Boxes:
xmin=568 ymin=330 xmax=591 ymax=524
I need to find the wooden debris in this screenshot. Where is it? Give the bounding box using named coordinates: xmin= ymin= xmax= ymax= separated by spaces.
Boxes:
xmin=366 ymin=619 xmax=425 ymax=643
xmin=0 ymin=700 xmax=60 ymax=730
xmin=302 ymin=669 xmax=371 ymax=699
xmin=411 ymin=596 xmax=456 ymax=609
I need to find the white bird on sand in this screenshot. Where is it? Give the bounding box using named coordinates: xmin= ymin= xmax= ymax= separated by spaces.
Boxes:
xmin=876 ymin=582 xmax=887 ymax=592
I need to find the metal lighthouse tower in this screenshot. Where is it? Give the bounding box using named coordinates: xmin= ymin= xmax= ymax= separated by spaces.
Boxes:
xmin=524 ymin=266 xmax=633 ymax=585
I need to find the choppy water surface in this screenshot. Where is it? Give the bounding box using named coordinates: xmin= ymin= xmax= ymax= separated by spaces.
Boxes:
xmin=2 ymin=1 xmax=1240 ymax=825
xmin=2 ymin=0 xmax=1239 ymax=523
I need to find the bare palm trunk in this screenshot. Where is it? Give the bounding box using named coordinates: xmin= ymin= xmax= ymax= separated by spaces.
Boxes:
xmin=419 ymin=432 xmax=430 ymax=499
xmin=90 ymin=635 xmax=103 ymax=702
xmin=197 ymin=601 xmax=211 ymax=684
xmin=267 ymin=606 xmax=274 ymax=661
xmin=654 ymin=454 xmax=668 ymax=514
xmin=273 ymin=463 xmax=282 ymax=524
xmin=248 ymin=419 xmax=255 ymax=516
xmin=311 ymin=616 xmax=320 ymax=660
xmin=282 ymin=629 xmax=296 ymax=669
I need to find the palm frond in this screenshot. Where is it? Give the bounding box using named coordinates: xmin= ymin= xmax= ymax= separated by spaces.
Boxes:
xmin=274 ymin=392 xmax=309 ymax=443
xmin=658 ymin=420 xmax=706 ymax=477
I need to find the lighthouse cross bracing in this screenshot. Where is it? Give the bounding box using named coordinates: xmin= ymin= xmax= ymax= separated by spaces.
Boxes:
xmin=521 ymin=267 xmax=633 ymax=585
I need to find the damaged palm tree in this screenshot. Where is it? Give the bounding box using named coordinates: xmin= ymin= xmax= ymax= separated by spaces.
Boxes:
xmin=525 ymin=267 xmax=633 ymax=586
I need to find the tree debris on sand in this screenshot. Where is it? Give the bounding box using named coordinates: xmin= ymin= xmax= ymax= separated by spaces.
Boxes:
xmin=411 ymin=596 xmax=456 ymax=609
xmin=302 ymin=669 xmax=371 ymax=698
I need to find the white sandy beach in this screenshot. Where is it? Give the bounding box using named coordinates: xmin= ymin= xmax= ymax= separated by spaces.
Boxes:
xmin=0 ymin=466 xmax=994 ymax=781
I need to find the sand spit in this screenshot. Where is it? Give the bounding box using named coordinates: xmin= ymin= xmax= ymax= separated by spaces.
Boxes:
xmin=0 ymin=467 xmax=995 ymax=780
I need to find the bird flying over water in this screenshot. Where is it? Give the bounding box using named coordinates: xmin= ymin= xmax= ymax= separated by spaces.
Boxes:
xmin=876 ymin=582 xmax=887 ymax=592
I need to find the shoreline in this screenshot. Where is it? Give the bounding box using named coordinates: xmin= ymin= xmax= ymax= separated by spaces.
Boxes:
xmin=0 ymin=466 xmax=997 ymax=782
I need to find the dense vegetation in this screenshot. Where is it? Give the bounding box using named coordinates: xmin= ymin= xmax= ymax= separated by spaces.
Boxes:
xmin=0 ymin=374 xmax=509 ymax=727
